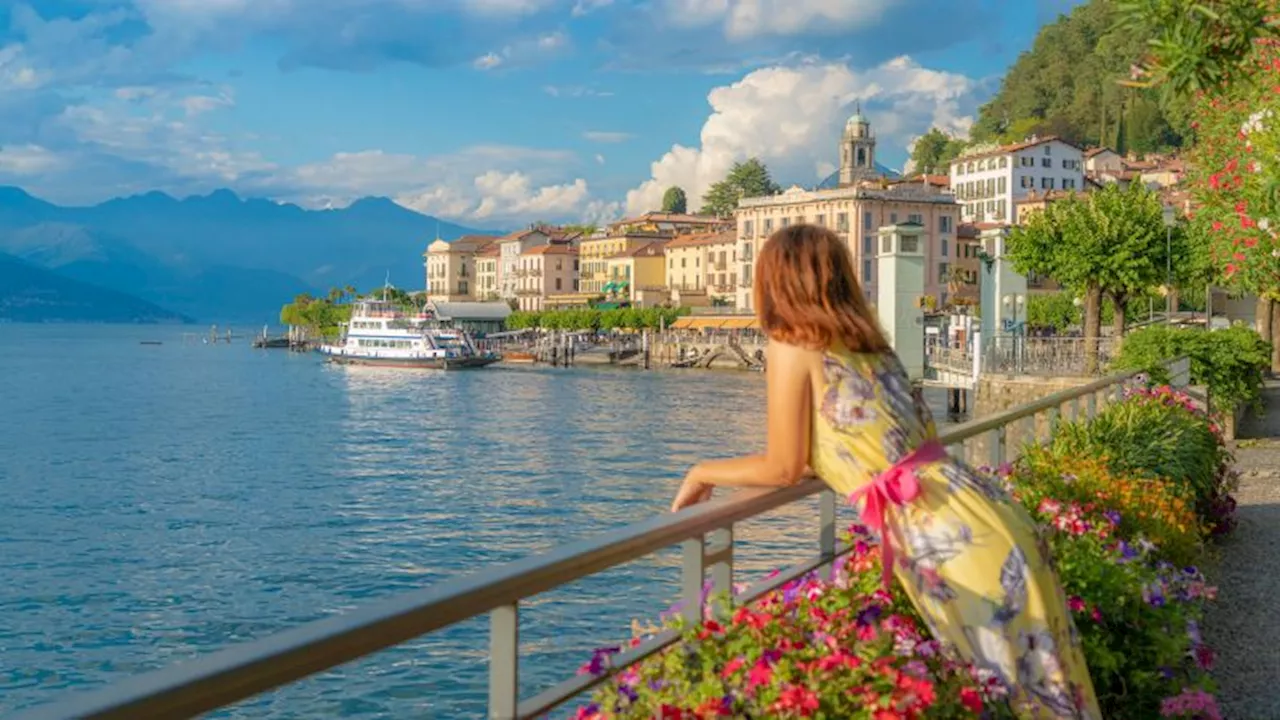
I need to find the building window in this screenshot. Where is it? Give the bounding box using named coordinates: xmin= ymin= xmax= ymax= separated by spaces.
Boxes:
xmin=460 ymin=280 xmax=469 ymax=295
xmin=1041 ymin=157 xmax=1052 ymax=168
xmin=890 ymin=212 xmax=898 ymax=224
xmin=837 ymin=212 xmax=849 ymax=231
xmin=940 ymin=215 xmax=953 ymax=233
xmin=763 ymin=219 xmax=774 ymax=232
xmin=780 ymin=217 xmax=791 ymax=228
xmin=999 ymin=156 xmax=1008 ymax=168
xmin=681 ymin=258 xmax=687 ymax=268
xmin=862 ymin=211 xmax=872 ymax=230
xmin=815 ymin=214 xmax=826 ymax=227
xmin=863 ymin=234 xmax=873 ymax=255
xmin=1044 ymin=145 xmax=1052 ymax=156
xmin=862 ymin=259 xmax=873 ymax=283
xmin=1021 ymin=176 xmax=1033 ymax=188
xmin=1063 ymin=178 xmax=1076 ymax=189
xmin=743 ymin=220 xmax=754 ymax=237
xmin=908 ymin=213 xmax=922 ymax=224
xmin=938 ymin=262 xmax=949 ymax=284
xmin=941 ymin=238 xmax=949 ymax=257
xmin=555 ymin=278 xmax=562 ymax=290
xmin=1020 ymin=156 xmax=1034 ymax=167
xmin=1041 ymin=177 xmax=1054 ymax=189
xmin=997 ymin=176 xmax=1007 ymax=194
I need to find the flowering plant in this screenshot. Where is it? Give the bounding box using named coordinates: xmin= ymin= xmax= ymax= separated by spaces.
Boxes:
xmin=577 ymin=391 xmax=1231 ymax=719
xmin=580 ymin=527 xmax=1013 ymax=719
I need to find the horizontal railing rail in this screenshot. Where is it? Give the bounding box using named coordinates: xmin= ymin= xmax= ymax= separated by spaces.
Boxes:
xmin=8 ymin=357 xmax=1191 ymax=720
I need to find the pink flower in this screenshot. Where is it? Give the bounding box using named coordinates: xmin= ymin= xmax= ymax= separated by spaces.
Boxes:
xmin=1068 ymin=596 xmax=1086 ymax=613
xmin=747 ymin=659 xmax=774 ymax=690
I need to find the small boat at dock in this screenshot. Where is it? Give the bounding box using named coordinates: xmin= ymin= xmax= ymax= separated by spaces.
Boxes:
xmin=318 ymin=295 xmax=501 ymax=370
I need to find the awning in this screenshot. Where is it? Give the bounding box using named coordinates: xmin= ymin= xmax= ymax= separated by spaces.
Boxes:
xmin=670 ymin=317 xmax=696 ymax=329
xmin=689 ymin=318 xmax=727 ymax=330
xmin=721 ymin=317 xmax=756 ymax=329
xmin=602 ymin=282 xmax=616 ymax=292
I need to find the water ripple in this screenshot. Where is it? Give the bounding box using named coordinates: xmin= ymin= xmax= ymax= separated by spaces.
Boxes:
xmin=0 ymin=325 xmax=953 ymax=718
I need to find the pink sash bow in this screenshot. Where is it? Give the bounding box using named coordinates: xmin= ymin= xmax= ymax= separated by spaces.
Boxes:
xmin=849 ymin=439 xmax=946 ymax=589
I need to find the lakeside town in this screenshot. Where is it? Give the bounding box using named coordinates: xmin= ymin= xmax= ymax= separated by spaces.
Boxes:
xmin=399 ymin=110 xmax=1194 ymax=342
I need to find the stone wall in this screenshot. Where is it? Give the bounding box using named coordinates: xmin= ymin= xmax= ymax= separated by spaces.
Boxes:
xmin=956 ymin=374 xmax=1121 ymax=468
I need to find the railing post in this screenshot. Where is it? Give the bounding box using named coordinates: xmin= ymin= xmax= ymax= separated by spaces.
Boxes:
xmin=681 ymin=537 xmax=706 ymax=624
xmin=989 ymin=427 xmax=1006 ymax=468
xmin=489 ymin=604 xmax=519 ymax=720
xmin=705 ymin=527 xmax=734 ymax=617
xmin=818 ymin=489 xmax=837 ymax=575
xmin=1047 ymin=406 xmax=1060 ymax=441
xmin=1087 ymin=391 xmax=1097 ymax=419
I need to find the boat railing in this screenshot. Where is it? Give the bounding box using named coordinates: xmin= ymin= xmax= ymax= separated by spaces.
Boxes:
xmin=7 ymin=357 xmax=1192 ymax=720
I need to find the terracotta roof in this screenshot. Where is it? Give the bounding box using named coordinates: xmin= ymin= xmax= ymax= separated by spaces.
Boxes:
xmin=954 ymin=136 xmax=1081 ymax=164
xmin=1084 ymin=147 xmax=1117 ymax=159
xmin=498 ymin=229 xmax=539 ymax=242
xmin=666 ymin=230 xmax=735 ymax=249
xmin=477 ymin=243 xmax=501 ymax=257
xmin=523 ymin=243 xmax=578 ymax=256
xmin=609 ymin=241 xmax=667 ymax=259
xmin=893 ymin=174 xmax=950 ymax=189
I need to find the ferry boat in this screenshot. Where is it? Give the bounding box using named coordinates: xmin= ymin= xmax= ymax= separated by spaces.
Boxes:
xmin=318 ymin=296 xmax=501 ymax=370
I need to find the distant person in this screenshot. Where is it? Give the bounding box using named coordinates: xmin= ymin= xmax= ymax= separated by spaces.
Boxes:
xmin=671 ymin=224 xmax=1100 ymax=719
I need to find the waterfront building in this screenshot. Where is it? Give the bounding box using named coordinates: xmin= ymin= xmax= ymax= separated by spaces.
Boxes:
xmin=579 ymin=230 xmax=669 ymax=296
xmin=734 ymin=182 xmax=960 ymax=311
xmin=838 ymin=105 xmax=880 ymax=186
xmin=475 ymin=242 xmax=501 ymax=301
xmin=423 ymin=234 xmax=498 ymax=302
xmin=425 ymin=300 xmax=512 ymax=336
xmin=515 ymin=243 xmax=580 ymax=312
xmin=948 ymin=136 xmax=1085 ymax=224
xmin=663 ymin=230 xmax=737 ymax=307
xmin=497 ymin=226 xmax=576 ymax=301
xmin=604 ymin=241 xmax=668 ymax=307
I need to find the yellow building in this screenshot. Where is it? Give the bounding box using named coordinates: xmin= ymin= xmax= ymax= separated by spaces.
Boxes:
xmin=423 ymin=234 xmax=498 ymax=302
xmin=605 ymin=212 xmax=727 ymax=236
xmin=604 ymin=241 xmax=668 ymax=307
xmin=579 ymin=231 xmax=668 ymax=295
xmin=663 ymin=230 xmax=737 ymax=307
xmin=474 ymin=242 xmax=501 ymax=301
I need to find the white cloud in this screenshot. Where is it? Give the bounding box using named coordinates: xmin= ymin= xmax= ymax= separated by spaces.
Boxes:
xmin=625 ymin=55 xmax=982 ymax=214
xmin=660 ymin=0 xmax=892 ymax=40
xmin=583 ymin=131 xmax=632 ymax=143
xmin=0 ymin=144 xmax=64 ymax=174
xmin=277 ymin=146 xmax=603 ymax=225
xmin=473 ymin=52 xmax=503 ymax=70
xmin=181 ymin=90 xmax=235 ymax=117
xmin=595 ymin=153 xmax=606 ymax=165
xmin=543 ymin=85 xmax=614 ymax=98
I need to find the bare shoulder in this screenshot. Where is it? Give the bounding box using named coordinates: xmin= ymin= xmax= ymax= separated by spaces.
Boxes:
xmin=765 ymin=339 xmax=824 ymax=371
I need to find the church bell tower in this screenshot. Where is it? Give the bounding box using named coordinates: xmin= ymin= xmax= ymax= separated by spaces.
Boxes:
xmin=839 ymin=101 xmax=877 ymax=186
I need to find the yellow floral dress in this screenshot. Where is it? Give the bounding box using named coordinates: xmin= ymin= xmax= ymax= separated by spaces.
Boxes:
xmin=808 ymin=347 xmax=1102 ymax=719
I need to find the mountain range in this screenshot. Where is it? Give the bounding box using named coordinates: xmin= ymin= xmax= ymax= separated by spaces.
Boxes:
xmin=0 ymin=187 xmax=499 ymax=324
xmin=0 ymin=252 xmax=190 ymax=324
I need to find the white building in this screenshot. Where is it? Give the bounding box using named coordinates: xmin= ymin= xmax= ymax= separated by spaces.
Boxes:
xmin=496 ymin=228 xmax=552 ymax=301
xmin=949 ymin=137 xmax=1085 ymax=224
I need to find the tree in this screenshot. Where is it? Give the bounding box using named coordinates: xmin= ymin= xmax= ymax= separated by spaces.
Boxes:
xmin=661 ymin=186 xmax=689 ymax=214
xmin=1007 ymin=183 xmax=1171 ymax=372
xmin=1116 ymin=0 xmax=1279 ymax=100
xmin=701 ymin=158 xmax=781 ymax=217
xmin=909 ymin=129 xmax=967 ymax=175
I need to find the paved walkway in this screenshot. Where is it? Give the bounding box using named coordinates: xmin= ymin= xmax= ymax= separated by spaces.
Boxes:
xmin=1206 ymin=383 xmax=1280 ymax=719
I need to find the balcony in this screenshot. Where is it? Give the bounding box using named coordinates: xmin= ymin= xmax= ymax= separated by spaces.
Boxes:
xmin=515 ymin=288 xmax=542 ymax=297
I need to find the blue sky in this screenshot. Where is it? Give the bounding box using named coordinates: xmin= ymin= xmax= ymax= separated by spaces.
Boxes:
xmin=0 ymin=0 xmax=1083 ymax=227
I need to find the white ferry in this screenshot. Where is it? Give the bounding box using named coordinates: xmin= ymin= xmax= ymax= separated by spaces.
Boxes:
xmin=319 ymin=296 xmax=501 ymax=370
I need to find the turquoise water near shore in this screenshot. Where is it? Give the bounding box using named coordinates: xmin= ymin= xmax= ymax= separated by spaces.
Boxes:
xmin=0 ymin=324 xmax=955 ymax=717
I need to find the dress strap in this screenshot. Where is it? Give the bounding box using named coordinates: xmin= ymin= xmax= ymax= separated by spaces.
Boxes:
xmin=848 ymin=439 xmax=947 ymax=589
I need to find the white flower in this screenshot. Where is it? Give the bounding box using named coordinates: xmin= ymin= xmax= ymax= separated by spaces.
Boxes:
xmin=1261 ymin=217 xmax=1271 ymax=232
xmin=1242 ymin=109 xmax=1273 ymax=135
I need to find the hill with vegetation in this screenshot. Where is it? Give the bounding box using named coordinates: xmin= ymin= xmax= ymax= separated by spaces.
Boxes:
xmin=0 ymin=252 xmax=191 ymax=324
xmin=911 ymin=0 xmax=1191 ymax=173
xmin=972 ymin=0 xmax=1189 ymax=151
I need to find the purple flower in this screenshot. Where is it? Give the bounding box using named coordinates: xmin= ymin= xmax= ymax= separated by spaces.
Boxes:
xmin=1187 ymin=619 xmax=1203 ymax=646
xmin=584 ymin=646 xmax=620 ymax=675
xmin=856 ymin=605 xmax=882 ymax=627
xmin=1104 ymin=510 xmax=1121 ymax=526
xmin=619 ymin=684 xmax=639 ymax=703
xmin=1143 ymin=582 xmax=1166 ymax=608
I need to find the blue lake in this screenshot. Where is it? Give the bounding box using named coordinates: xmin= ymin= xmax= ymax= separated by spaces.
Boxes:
xmin=0 ymin=324 xmax=954 ymax=718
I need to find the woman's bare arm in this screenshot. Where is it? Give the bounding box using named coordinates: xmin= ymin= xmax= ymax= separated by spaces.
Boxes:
xmin=671 ymin=342 xmax=814 ymax=510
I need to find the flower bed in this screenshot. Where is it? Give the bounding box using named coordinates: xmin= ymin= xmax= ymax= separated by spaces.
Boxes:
xmin=574 ymin=386 xmax=1234 ymax=719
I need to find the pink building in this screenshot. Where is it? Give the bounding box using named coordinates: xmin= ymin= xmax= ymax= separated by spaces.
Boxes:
xmin=516 ymin=243 xmax=580 ymax=311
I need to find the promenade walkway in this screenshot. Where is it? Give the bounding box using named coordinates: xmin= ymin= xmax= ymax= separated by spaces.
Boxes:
xmin=1206 ymin=382 xmax=1280 ymax=719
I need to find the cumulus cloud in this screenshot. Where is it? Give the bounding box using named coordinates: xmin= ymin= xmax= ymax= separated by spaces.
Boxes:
xmin=625 ymin=55 xmax=984 ymax=214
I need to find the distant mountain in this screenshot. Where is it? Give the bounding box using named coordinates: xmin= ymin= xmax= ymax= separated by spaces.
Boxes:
xmin=0 ymin=252 xmax=191 ymax=324
xmin=0 ymin=187 xmax=502 ymax=323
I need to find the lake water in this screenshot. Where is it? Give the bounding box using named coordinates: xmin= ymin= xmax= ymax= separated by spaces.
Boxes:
xmin=0 ymin=324 xmax=956 ymax=718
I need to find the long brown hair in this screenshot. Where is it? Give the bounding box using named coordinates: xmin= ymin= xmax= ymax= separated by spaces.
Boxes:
xmin=753 ymin=223 xmax=890 ymax=352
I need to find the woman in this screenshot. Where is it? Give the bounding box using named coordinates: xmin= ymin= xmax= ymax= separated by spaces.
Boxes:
xmin=671 ymin=224 xmax=1101 ymax=719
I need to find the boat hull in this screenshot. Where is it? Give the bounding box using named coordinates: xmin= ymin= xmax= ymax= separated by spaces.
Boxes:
xmin=323 ymin=353 xmax=502 ymax=370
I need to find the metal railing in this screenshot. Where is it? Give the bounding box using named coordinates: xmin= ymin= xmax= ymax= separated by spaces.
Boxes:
xmin=9 ymin=357 xmax=1191 ymax=720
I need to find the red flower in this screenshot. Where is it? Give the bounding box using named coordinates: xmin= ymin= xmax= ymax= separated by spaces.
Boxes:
xmin=774 ymin=685 xmax=820 ymax=716
xmin=1212 ymin=220 xmax=1224 ymax=232
xmin=747 ymin=659 xmax=774 ymax=690
xmin=959 ymin=687 xmax=984 ymax=713
xmin=660 ymin=705 xmax=687 ymax=719
xmin=1068 ymin=596 xmax=1086 ymax=613
xmin=721 ymin=657 xmax=745 ymax=678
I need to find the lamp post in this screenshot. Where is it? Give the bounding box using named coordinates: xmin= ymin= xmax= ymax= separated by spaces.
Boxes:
xmin=1163 ymin=204 xmax=1176 ymax=323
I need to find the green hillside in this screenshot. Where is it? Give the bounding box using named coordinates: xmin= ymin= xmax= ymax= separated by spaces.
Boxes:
xmin=970 ymin=0 xmax=1189 ymax=154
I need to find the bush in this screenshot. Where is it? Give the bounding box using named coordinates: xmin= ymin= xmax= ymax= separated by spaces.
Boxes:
xmin=577 ymin=388 xmax=1232 ymax=720
xmin=1112 ymin=325 xmax=1269 ymax=413
xmin=505 ymin=307 xmax=690 ymax=332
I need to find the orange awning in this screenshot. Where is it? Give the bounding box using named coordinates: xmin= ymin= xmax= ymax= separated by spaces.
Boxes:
xmin=670 ymin=317 xmax=696 ymax=329
xmin=688 ymin=318 xmax=727 ymax=329
xmin=720 ymin=317 xmax=755 ymax=329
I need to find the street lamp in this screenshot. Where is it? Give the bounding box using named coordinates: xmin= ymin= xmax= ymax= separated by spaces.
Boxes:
xmin=1163 ymin=204 xmax=1177 ymax=322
